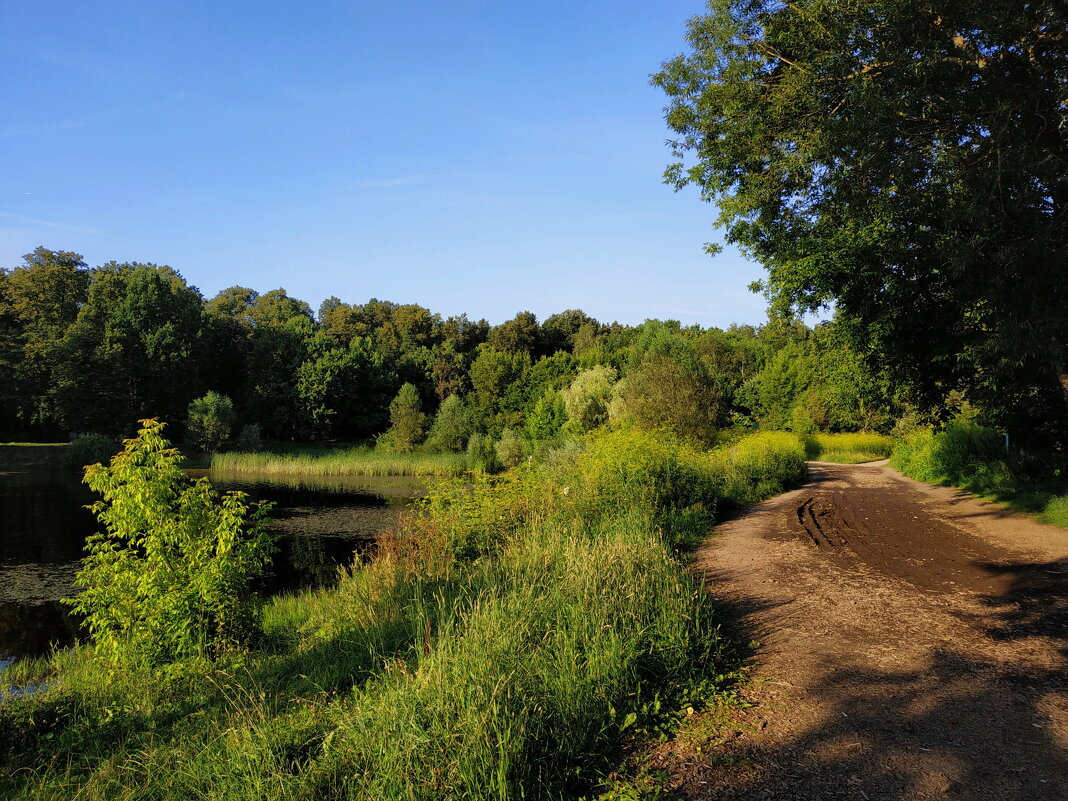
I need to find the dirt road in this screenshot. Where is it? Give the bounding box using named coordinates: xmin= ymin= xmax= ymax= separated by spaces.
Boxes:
xmin=666 ymin=461 xmax=1067 ymax=801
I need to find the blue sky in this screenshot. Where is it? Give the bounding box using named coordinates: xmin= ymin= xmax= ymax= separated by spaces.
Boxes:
xmin=0 ymin=0 xmax=770 ymax=327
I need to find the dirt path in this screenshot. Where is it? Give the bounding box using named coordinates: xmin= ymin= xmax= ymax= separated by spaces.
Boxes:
xmin=662 ymin=461 xmax=1068 ymax=801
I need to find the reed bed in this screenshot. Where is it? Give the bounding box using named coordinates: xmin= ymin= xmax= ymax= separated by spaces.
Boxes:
xmin=211 ymin=447 xmax=475 ymax=477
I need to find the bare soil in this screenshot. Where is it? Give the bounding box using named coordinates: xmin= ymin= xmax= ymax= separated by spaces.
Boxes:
xmin=659 ymin=461 xmax=1068 ymax=801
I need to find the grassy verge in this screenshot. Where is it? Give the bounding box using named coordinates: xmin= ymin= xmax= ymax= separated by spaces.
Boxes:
xmin=211 ymin=446 xmax=477 ymax=477
xmin=0 ymin=443 xmax=69 ymax=469
xmin=802 ymin=432 xmax=893 ymax=464
xmin=1 ymin=428 xmax=808 ymax=800
xmin=890 ymin=421 xmax=1068 ymax=528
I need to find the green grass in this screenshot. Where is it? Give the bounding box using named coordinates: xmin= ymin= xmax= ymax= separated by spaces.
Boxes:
xmin=1 ymin=428 xmax=809 ymax=800
xmin=890 ymin=421 xmax=1068 ymax=530
xmin=0 ymin=443 xmax=69 ymax=468
xmin=802 ymin=432 xmax=893 ymax=464
xmin=211 ymin=446 xmax=477 ymax=477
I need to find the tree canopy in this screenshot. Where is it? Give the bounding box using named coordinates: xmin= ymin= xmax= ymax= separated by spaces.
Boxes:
xmin=654 ymin=0 xmax=1068 ymax=441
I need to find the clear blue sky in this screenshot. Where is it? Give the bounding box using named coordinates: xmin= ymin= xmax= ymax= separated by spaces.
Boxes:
xmin=0 ymin=0 xmax=770 ymax=327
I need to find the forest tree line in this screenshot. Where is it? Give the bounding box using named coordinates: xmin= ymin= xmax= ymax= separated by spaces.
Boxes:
xmin=1 ymin=247 xmax=900 ymax=450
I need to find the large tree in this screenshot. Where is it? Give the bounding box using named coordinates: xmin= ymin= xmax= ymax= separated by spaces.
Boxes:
xmin=654 ymin=1 xmax=1068 ymax=441
xmin=53 ymin=263 xmax=206 ymax=433
xmin=0 ymin=248 xmax=90 ymax=429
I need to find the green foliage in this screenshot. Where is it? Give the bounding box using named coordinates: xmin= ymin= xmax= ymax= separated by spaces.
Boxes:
xmin=2 ymin=424 xmax=815 ymax=799
xmin=424 ymin=393 xmax=471 ymax=453
xmin=611 ymin=351 xmax=724 ymax=446
xmin=558 ymin=427 xmax=720 ymax=547
xmin=0 ymin=247 xmax=89 ymax=428
xmin=711 ymin=431 xmax=808 ymax=509
xmin=562 ymin=365 xmax=617 ymax=433
xmin=487 ymin=310 xmax=540 ymax=354
xmin=186 ymin=391 xmax=236 ymax=454
xmin=387 ymin=382 xmax=425 ymax=453
xmin=234 ymin=422 xmax=263 ymax=452
xmin=468 ymin=345 xmax=531 ymax=434
xmin=654 ymin=0 xmax=1068 ymax=442
xmin=1038 ymin=495 xmax=1068 ymax=529
xmin=51 ymin=262 xmax=207 ymax=434
xmin=465 ymin=431 xmax=501 ymax=473
xmin=889 ymin=420 xmax=1068 ymax=529
xmin=495 ymin=426 xmax=526 ymax=469
xmin=890 ymin=422 xmax=1015 ymax=497
xmin=525 ymin=388 xmax=567 ymax=443
xmin=803 ymin=432 xmax=893 ymax=464
xmin=67 ymin=432 xmax=119 ymax=468
xmin=64 ymin=419 xmax=275 ymax=668
xmin=296 ymin=335 xmax=393 ymax=439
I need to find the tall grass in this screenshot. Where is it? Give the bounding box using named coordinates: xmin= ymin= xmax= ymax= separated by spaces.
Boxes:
xmin=211 ymin=446 xmax=476 ymax=477
xmin=802 ymin=432 xmax=893 ymax=464
xmin=890 ymin=421 xmax=1068 ymax=528
xmin=1 ymin=428 xmax=809 ymax=800
xmin=711 ymin=430 xmax=808 ymax=509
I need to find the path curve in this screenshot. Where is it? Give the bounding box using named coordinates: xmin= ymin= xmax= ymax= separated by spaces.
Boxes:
xmin=664 ymin=461 xmax=1067 ymax=801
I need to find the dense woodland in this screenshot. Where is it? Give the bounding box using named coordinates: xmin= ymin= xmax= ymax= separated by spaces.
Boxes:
xmin=0 ymin=246 xmax=901 ymax=450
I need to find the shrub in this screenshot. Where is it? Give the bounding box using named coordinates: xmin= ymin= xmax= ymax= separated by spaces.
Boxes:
xmin=1039 ymin=495 xmax=1068 ymax=528
xmin=495 ymin=427 xmax=526 ymax=469
xmin=561 ymin=366 xmax=617 ymax=433
xmin=234 ymin=422 xmax=263 ymax=452
xmin=64 ymin=419 xmax=275 ymax=669
xmin=387 ymin=383 xmax=425 ymax=453
xmin=424 ymin=394 xmax=471 ymax=453
xmin=186 ymin=391 xmax=237 ymax=454
xmin=466 ymin=432 xmax=501 ymax=473
xmin=67 ymin=432 xmax=119 ymax=468
xmin=891 ymin=421 xmax=1014 ymax=496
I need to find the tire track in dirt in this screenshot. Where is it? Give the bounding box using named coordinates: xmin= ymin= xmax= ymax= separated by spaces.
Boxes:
xmin=659 ymin=461 xmax=1068 ymax=801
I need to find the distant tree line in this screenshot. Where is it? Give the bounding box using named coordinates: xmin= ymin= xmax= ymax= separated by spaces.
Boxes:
xmin=1 ymin=246 xmax=900 ymax=449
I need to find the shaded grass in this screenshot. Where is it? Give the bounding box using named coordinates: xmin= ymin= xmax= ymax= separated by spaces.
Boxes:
xmin=802 ymin=432 xmax=893 ymax=464
xmin=1 ymin=428 xmax=810 ymax=800
xmin=0 ymin=443 xmax=69 ymax=469
xmin=212 ymin=446 xmax=476 ymax=477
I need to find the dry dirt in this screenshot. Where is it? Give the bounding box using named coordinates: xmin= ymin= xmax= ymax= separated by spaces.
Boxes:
xmin=658 ymin=461 xmax=1068 ymax=801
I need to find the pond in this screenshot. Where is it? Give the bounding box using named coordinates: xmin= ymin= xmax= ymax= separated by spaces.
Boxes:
xmin=0 ymin=468 xmax=424 ymax=669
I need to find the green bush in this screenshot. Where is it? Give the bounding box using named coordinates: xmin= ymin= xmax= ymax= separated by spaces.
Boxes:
xmin=67 ymin=432 xmax=119 ymax=468
xmin=424 ymin=393 xmax=471 ymax=453
xmin=495 ymin=426 xmax=526 ymax=468
xmin=891 ymin=421 xmax=1014 ymax=496
xmin=387 ymin=383 xmax=425 ymax=453
xmin=65 ymin=419 xmax=275 ymax=669
xmin=234 ymin=422 xmax=263 ymax=452
xmin=186 ymin=391 xmax=237 ymax=454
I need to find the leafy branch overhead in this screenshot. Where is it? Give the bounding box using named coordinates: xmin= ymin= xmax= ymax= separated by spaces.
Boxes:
xmin=653 ymin=0 xmax=1068 ymax=440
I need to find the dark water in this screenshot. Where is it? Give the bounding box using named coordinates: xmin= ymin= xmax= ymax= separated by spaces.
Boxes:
xmin=0 ymin=468 xmax=423 ymax=667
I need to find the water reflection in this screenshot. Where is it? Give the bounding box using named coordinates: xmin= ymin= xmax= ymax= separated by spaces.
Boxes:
xmin=0 ymin=469 xmax=423 ymax=664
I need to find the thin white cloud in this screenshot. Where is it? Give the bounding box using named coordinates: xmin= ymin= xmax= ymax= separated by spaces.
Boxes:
xmin=0 ymin=120 xmax=88 ymax=139
xmin=349 ymin=175 xmax=433 ymax=190
xmin=0 ymin=211 xmax=103 ymax=238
